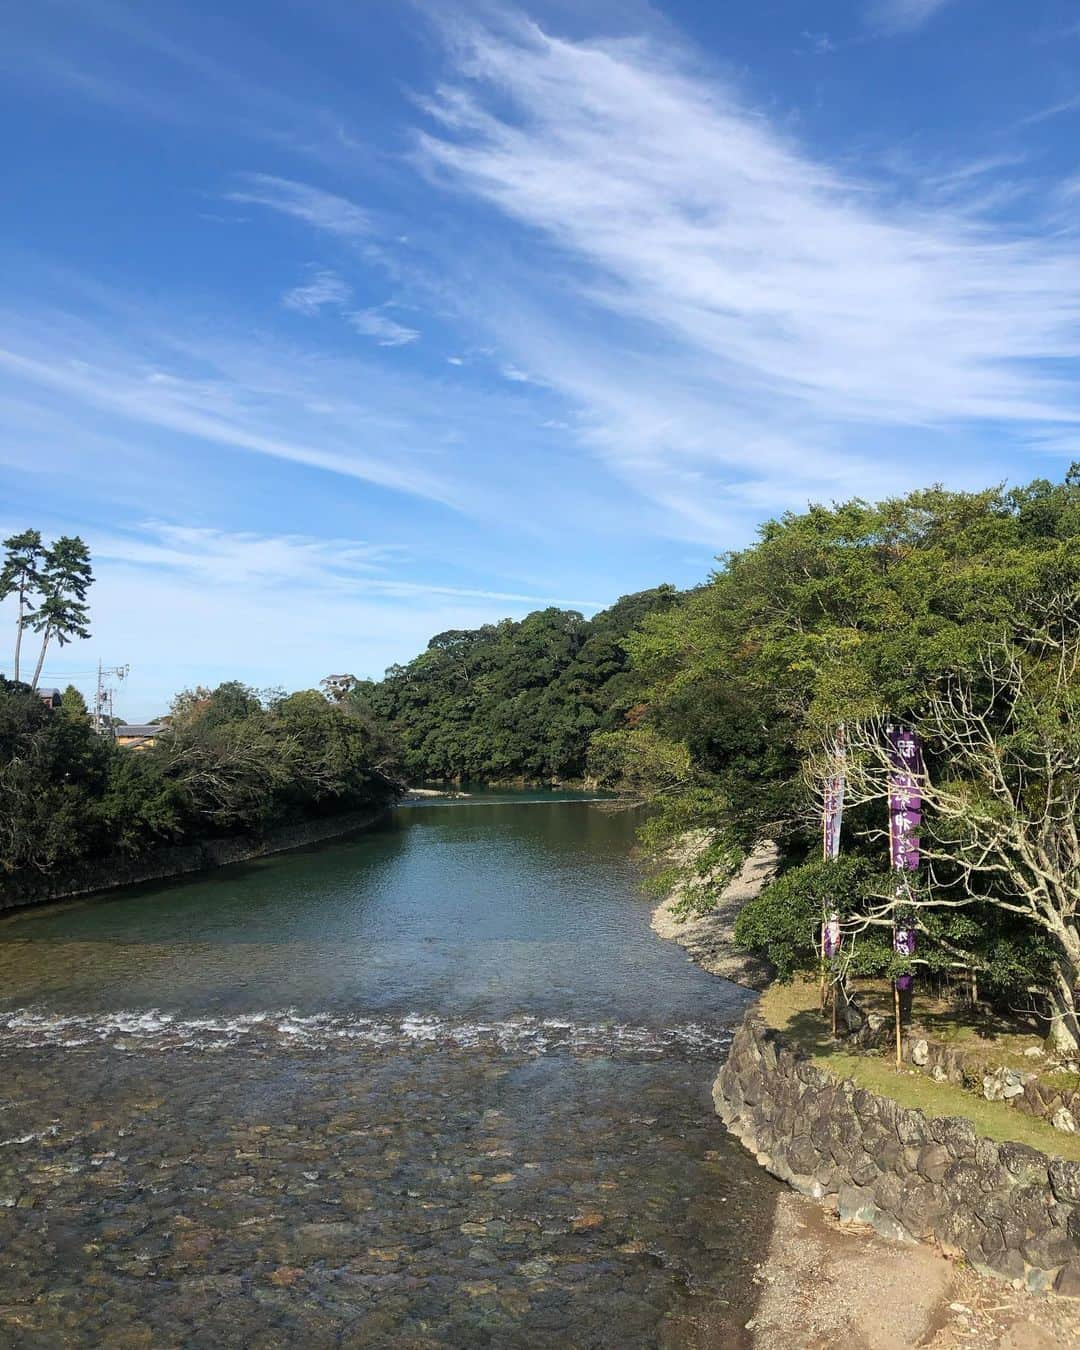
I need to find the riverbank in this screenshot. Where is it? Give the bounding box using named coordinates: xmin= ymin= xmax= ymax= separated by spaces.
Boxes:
xmin=651 ymin=841 xmax=780 ymax=990
xmin=0 ymin=806 xmax=390 ymax=914
xmin=650 ymin=842 xmax=1080 ymax=1346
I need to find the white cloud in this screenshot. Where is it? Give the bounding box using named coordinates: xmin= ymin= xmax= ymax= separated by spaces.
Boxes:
xmin=412 ymin=18 xmax=1080 ymax=534
xmin=226 ymin=173 xmax=373 ymax=238
xmin=0 ymin=319 xmax=454 ymax=505
xmin=347 ymin=308 xmax=420 ymax=347
xmin=282 ymin=269 xmax=352 ymax=314
xmin=866 ymin=0 xmax=955 ymax=33
xmin=802 ymin=31 xmax=836 ymax=55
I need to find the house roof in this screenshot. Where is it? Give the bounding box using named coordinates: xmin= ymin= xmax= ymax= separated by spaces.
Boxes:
xmin=116 ymin=724 xmax=161 ymax=737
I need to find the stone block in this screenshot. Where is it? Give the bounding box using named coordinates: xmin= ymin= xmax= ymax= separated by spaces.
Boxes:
xmin=916 ymin=1143 xmax=951 ymax=1185
xmin=980 ymin=1247 xmax=1027 ymax=1283
xmin=873 ymin=1170 xmax=903 ymax=1216
xmin=1021 ymin=1233 xmax=1077 ymax=1271
xmin=934 ymin=1115 xmax=977 ymax=1160
xmin=998 ymin=1141 xmax=1049 ymax=1186
xmin=1055 ymin=1261 xmax=1080 ymax=1298
xmin=838 ymin=1183 xmax=879 ymax=1225
xmin=1049 ymin=1160 xmax=1080 ymax=1204
xmin=896 ymin=1177 xmax=942 ymax=1240
xmin=787 ymin=1136 xmax=820 ymax=1177
xmin=974 ymin=1137 xmax=1000 ymax=1171
xmin=896 ymin=1112 xmax=928 ymax=1144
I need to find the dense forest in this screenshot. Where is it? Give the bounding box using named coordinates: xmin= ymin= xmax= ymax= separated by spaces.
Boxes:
xmin=349 ymin=586 xmax=680 ymax=783
xmin=0 ymin=678 xmax=398 ymax=885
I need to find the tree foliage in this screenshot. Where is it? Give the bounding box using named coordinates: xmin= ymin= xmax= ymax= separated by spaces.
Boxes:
xmin=363 ymin=588 xmax=680 ymax=782
xmin=593 ymin=473 xmax=1080 ymax=1032
xmin=0 ymin=678 xmax=399 ymax=884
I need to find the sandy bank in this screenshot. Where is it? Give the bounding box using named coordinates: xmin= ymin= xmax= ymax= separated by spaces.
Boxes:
xmin=650 ymin=840 xmax=780 ymax=990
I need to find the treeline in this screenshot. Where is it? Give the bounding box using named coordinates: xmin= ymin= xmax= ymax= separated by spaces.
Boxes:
xmin=0 ymin=679 xmax=399 ymax=882
xmin=586 ymin=472 xmax=1080 ymax=1047
xmin=351 ymin=587 xmax=680 ymax=782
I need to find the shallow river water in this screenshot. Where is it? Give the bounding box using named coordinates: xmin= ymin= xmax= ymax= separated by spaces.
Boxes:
xmin=0 ymin=793 xmax=779 ymax=1348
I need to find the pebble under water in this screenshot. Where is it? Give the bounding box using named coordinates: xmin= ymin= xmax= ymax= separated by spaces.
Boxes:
xmin=0 ymin=794 xmax=780 ymax=1347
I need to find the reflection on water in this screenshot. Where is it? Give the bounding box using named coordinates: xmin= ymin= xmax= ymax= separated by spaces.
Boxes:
xmin=0 ymin=795 xmax=748 ymax=1026
xmin=0 ymin=794 xmax=777 ymax=1347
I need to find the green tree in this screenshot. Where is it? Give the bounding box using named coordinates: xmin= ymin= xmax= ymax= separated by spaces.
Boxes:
xmin=60 ymin=684 xmax=90 ymax=722
xmin=369 ymin=588 xmax=679 ymax=783
xmin=29 ymin=536 xmax=93 ymax=690
xmin=0 ymin=529 xmax=45 ymax=684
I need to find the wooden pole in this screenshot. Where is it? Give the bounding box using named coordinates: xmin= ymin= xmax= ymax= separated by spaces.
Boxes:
xmin=894 ymin=981 xmax=903 ymax=1068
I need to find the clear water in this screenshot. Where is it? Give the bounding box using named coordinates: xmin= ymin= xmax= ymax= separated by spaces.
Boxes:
xmin=0 ymin=794 xmax=777 ymax=1348
xmin=0 ymin=792 xmax=749 ymax=1030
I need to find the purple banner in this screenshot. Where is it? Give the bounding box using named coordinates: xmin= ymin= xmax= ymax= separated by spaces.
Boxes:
xmin=894 ymin=924 xmax=916 ymax=991
xmin=823 ymin=914 xmax=841 ymax=958
xmin=887 ymin=726 xmax=922 ymax=872
xmin=823 ymin=770 xmax=844 ymax=861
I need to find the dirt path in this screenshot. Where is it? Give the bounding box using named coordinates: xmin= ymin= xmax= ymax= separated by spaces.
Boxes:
xmin=748 ymin=1192 xmax=1080 ymax=1349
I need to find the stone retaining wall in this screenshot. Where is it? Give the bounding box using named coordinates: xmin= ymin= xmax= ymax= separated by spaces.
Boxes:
xmin=715 ymin=1013 xmax=1080 ymax=1295
xmin=0 ymin=807 xmax=387 ymax=913
xmin=897 ymin=1032 xmax=1080 ymax=1134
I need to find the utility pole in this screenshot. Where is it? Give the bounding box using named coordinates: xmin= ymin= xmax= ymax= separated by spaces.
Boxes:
xmin=93 ymin=660 xmax=129 ymax=736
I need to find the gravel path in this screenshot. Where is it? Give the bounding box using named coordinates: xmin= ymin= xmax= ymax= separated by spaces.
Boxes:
xmin=749 ymin=1191 xmax=1080 ymax=1349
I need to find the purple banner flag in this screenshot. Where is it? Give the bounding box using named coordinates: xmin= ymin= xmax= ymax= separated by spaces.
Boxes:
xmin=823 ymin=914 xmax=841 ymax=958
xmin=887 ymin=726 xmax=922 ymax=872
xmin=823 ymin=770 xmax=844 ymax=861
xmin=888 ymin=726 xmax=922 ymax=994
xmin=894 ymin=924 xmax=916 ymax=992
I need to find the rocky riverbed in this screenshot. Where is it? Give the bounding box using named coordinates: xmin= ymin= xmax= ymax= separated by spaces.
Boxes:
xmin=0 ymin=1030 xmax=776 ymax=1348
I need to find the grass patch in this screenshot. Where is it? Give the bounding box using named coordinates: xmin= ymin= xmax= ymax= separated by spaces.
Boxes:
xmin=760 ymin=978 xmax=1080 ymax=1163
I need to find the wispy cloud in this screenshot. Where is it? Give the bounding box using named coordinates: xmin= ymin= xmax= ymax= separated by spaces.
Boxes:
xmin=6 ymin=521 xmax=603 ymax=716
xmin=0 ymin=317 xmax=453 ymax=504
xmin=801 ymin=31 xmax=836 ymax=56
xmin=412 ymin=18 xmax=1080 ymax=534
xmin=866 ymin=0 xmax=955 ymax=33
xmin=94 ymin=522 xmax=600 ymax=607
xmin=347 ymin=308 xmax=420 ymax=347
xmin=226 ymin=173 xmax=373 ymax=238
xmin=282 ymin=269 xmax=352 ymax=314
xmin=1020 ymin=95 xmax=1080 ymax=128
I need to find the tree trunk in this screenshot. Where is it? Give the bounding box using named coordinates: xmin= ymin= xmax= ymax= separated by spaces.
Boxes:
xmin=12 ymin=584 xmax=24 ymax=683
xmin=1046 ymin=966 xmax=1080 ymax=1055
xmin=30 ymin=627 xmax=50 ymax=692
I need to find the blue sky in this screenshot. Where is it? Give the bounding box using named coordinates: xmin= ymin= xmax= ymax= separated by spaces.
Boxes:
xmin=3 ymin=0 xmax=1080 ymax=717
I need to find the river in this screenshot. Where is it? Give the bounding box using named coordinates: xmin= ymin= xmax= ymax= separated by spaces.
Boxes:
xmin=0 ymin=792 xmax=779 ymax=1347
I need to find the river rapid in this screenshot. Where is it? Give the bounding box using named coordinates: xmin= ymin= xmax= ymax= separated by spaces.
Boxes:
xmin=0 ymin=792 xmax=779 ymax=1348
